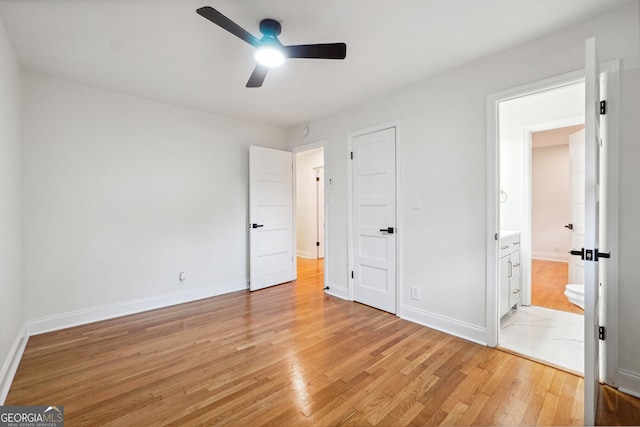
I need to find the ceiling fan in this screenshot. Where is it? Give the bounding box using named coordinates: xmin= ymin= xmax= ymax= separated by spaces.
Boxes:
xmin=196 ymin=6 xmax=347 ymax=88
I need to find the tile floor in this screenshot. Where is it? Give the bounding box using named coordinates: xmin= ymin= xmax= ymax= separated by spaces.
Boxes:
xmin=500 ymin=305 xmax=584 ymax=374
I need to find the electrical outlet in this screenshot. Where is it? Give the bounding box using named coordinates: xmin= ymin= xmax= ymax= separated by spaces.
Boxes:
xmin=411 ymin=286 xmax=420 ymax=301
xmin=178 ymin=272 xmax=186 ymax=285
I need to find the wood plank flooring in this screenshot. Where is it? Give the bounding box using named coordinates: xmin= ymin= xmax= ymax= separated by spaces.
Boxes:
xmin=6 ymin=258 xmax=639 ymax=425
xmin=531 ymin=259 xmax=583 ymax=314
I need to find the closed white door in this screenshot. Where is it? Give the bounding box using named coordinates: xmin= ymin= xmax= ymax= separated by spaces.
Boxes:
xmin=352 ymin=127 xmax=396 ymax=314
xmin=249 ymin=146 xmax=294 ymax=291
xmin=583 ymin=37 xmax=604 ymax=427
xmin=569 ymin=129 xmax=586 ymax=285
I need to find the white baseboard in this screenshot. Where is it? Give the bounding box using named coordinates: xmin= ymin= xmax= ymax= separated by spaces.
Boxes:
xmin=27 ymin=280 xmax=248 ymax=336
xmin=532 ymin=252 xmax=569 ymax=263
xmin=324 ymin=282 xmax=349 ymax=300
xmin=617 ymin=368 xmax=640 ymax=399
xmin=0 ymin=325 xmax=28 ymax=405
xmin=400 ymin=305 xmax=487 ymax=346
xmin=296 ymin=250 xmax=314 ymax=259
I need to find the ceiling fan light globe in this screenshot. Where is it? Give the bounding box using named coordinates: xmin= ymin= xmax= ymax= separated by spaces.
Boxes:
xmin=255 ymin=47 xmax=285 ymax=67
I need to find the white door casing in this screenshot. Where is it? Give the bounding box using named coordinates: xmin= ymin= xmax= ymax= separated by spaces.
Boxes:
xmin=316 ymin=167 xmax=325 ymax=259
xmin=249 ymin=145 xmax=295 ymax=291
xmin=569 ymin=129 xmax=586 ymax=285
xmin=351 ymin=127 xmax=397 ymax=314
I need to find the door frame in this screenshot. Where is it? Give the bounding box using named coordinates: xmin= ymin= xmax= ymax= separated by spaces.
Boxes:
xmin=521 ymin=114 xmax=585 ymax=306
xmin=347 ymin=121 xmax=402 ymax=313
xmin=485 ymin=62 xmax=620 ymax=386
xmin=292 ymin=141 xmax=327 ymax=286
xmin=314 ymin=166 xmax=325 ymax=259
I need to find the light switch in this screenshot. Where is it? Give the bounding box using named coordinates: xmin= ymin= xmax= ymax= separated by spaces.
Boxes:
xmin=411 ymin=196 xmax=421 ymax=210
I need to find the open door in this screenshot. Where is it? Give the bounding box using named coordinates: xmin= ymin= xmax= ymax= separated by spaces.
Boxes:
xmin=249 ymin=146 xmax=295 ymax=291
xmin=581 ymin=37 xmax=608 ymax=426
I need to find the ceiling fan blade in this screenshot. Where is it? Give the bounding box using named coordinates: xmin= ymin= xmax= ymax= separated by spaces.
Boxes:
xmin=196 ymin=7 xmax=260 ymax=47
xmin=246 ymin=65 xmax=269 ymax=88
xmin=283 ymin=43 xmax=347 ymax=59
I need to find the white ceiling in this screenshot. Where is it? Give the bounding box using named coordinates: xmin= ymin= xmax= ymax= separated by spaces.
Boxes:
xmin=0 ymin=0 xmax=630 ymax=128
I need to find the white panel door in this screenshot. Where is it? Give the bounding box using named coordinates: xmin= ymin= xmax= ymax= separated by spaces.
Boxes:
xmin=249 ymin=146 xmax=294 ymax=291
xmin=352 ymin=127 xmax=396 ymax=314
xmin=583 ymin=37 xmax=603 ymax=427
xmin=569 ymin=129 xmax=586 ymax=285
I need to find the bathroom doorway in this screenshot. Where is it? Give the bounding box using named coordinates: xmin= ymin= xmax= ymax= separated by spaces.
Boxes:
xmin=497 ymin=81 xmax=586 ymax=374
xmin=530 ymin=125 xmax=584 ymax=315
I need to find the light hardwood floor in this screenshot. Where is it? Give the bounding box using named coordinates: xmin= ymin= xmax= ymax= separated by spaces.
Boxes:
xmin=7 ymin=258 xmax=639 ymax=425
xmin=531 ymin=259 xmax=583 ymax=314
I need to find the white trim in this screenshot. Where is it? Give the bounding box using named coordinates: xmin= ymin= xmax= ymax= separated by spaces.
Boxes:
xmin=0 ymin=325 xmax=28 ymax=404
xmin=290 ymin=139 xmax=326 ymax=153
xmin=400 ymin=305 xmax=487 ymax=346
xmin=347 ymin=134 xmax=354 ymax=301
xmin=296 ymin=251 xmax=315 ymax=259
xmin=485 ymin=90 xmax=500 ymax=348
xmin=324 ymin=283 xmax=349 ymax=300
xmin=485 ymin=62 xmax=620 ymax=387
xmin=532 ymin=253 xmax=570 ymax=263
xmin=27 ymin=280 xmax=247 ymax=336
xmin=486 ymin=68 xmax=587 ymax=349
xmin=617 ymin=369 xmax=640 ymax=399
xmin=601 ymin=59 xmax=620 ymax=388
xmin=347 ymin=121 xmax=401 ymax=313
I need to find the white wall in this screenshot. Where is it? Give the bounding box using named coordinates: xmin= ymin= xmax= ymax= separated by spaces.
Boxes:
xmin=531 ymin=143 xmax=571 ymax=261
xmin=616 ymin=0 xmax=640 ymax=394
xmin=22 ymin=73 xmax=287 ymax=329
xmin=287 ymin=1 xmax=640 ymax=387
xmin=0 ymin=15 xmax=24 ymax=402
xmin=295 ymin=148 xmax=323 ymax=259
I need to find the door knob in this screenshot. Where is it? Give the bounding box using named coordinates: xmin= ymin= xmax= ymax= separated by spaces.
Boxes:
xmin=569 ymin=248 xmax=584 ymax=260
xmin=379 ymin=227 xmax=394 ymax=234
xmin=564 ymin=224 xmax=574 ymax=230
xmin=251 ymin=223 xmax=264 ymax=229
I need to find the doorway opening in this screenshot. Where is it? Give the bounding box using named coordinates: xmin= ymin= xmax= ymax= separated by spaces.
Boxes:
xmin=294 ymin=146 xmax=326 ymax=288
xmin=497 ymin=81 xmax=587 ymax=374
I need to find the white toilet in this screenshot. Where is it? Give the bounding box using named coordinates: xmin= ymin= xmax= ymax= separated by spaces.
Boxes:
xmin=565 ymin=284 xmax=585 ymax=310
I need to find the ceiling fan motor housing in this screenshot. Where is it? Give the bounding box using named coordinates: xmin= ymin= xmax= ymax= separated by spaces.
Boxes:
xmin=259 ymin=19 xmax=281 ymax=37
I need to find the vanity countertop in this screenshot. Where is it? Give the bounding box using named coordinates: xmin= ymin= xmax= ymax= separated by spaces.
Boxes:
xmin=500 ymin=230 xmax=520 ymax=239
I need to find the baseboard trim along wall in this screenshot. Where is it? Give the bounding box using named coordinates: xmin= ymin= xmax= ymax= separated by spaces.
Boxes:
xmin=617 ymin=368 xmax=640 ymax=399
xmin=26 ymin=280 xmax=248 ymax=336
xmin=324 ymin=282 xmax=348 ymax=300
xmin=400 ymin=305 xmax=487 ymax=346
xmin=532 ymin=254 xmax=570 ymax=263
xmin=295 ymin=250 xmax=315 ymax=259
xmin=0 ymin=325 xmax=28 ymax=405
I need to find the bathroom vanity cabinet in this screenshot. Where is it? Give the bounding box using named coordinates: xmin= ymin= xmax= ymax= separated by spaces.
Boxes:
xmin=499 ymin=231 xmax=521 ymax=318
